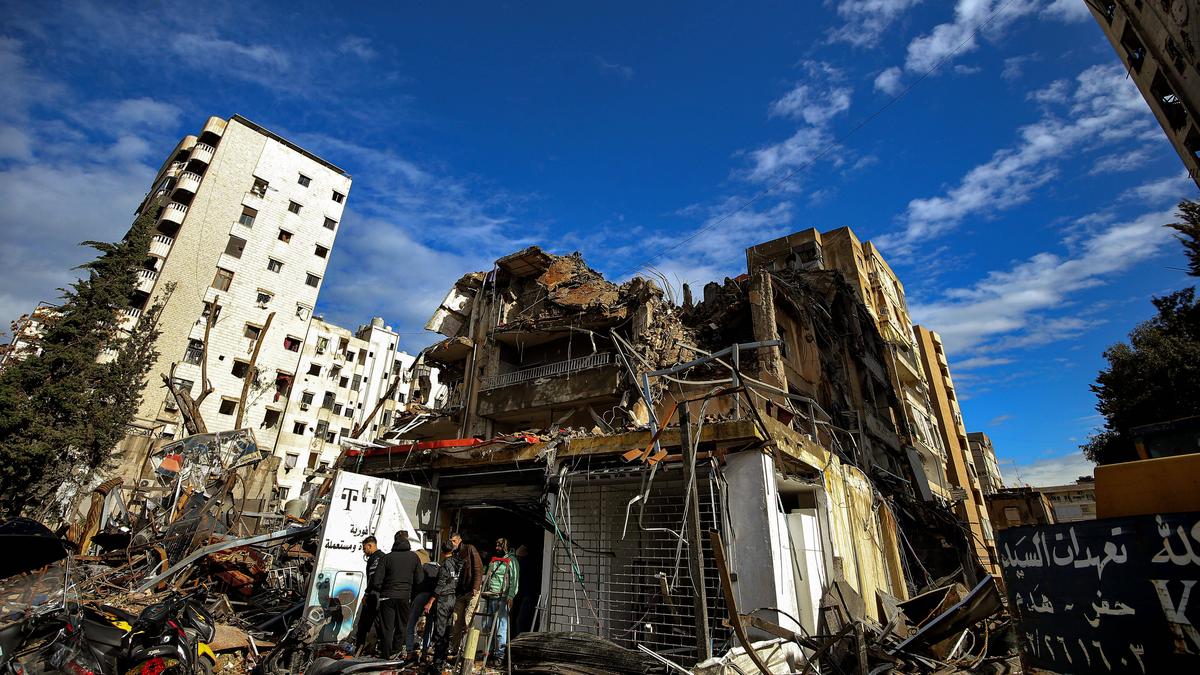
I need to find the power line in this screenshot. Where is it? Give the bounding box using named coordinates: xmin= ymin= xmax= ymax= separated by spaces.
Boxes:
xmin=615 ymin=0 xmax=1022 ymax=279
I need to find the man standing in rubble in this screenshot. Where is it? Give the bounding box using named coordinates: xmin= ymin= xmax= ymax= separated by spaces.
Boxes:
xmin=374 ymin=531 xmax=425 ymax=659
xmin=448 ymin=531 xmax=482 ymax=655
xmin=354 ymin=535 xmax=385 ymax=655
xmin=480 ymin=537 xmax=520 ymax=666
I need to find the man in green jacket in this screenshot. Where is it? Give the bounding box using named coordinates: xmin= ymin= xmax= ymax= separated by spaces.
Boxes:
xmin=481 ymin=537 xmax=519 ymax=665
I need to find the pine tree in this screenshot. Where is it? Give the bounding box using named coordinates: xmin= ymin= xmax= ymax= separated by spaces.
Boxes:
xmin=0 ymin=201 xmax=164 ymax=516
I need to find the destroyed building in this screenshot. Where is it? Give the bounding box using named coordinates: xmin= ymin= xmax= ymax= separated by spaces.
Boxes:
xmin=345 ymin=237 xmax=993 ymax=663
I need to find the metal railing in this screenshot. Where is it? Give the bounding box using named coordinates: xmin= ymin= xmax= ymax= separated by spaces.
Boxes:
xmin=479 ymin=352 xmax=612 ymax=391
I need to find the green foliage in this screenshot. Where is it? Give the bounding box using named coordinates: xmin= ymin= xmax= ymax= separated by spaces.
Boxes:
xmin=1169 ymin=199 xmax=1200 ymax=277
xmin=0 ymin=204 xmax=163 ymax=517
xmin=1083 ymin=287 xmax=1200 ymax=464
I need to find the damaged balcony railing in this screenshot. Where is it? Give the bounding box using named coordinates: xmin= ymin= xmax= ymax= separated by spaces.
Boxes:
xmin=480 ymin=352 xmax=612 ymax=391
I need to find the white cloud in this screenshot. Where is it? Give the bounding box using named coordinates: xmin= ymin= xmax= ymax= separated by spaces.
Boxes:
xmin=1121 ymin=170 xmax=1196 ymax=203
xmin=954 ymin=356 xmax=1014 ymax=370
xmin=171 ymin=33 xmax=290 ymax=71
xmin=1001 ymin=54 xmax=1038 ymax=81
xmin=910 ymin=205 xmax=1184 ymax=357
xmin=748 ymin=62 xmax=852 ymax=182
xmin=878 ymin=64 xmax=1154 ymax=254
xmin=988 ymin=414 xmax=1014 ymax=426
xmin=338 ymin=36 xmax=377 ymax=61
xmin=1043 ymin=0 xmax=1091 ymax=23
xmin=594 ymin=56 xmax=634 ymax=80
xmin=769 ymin=83 xmax=852 ymax=125
xmin=1089 ymin=148 xmax=1152 ymax=175
xmin=953 ymin=64 xmax=981 ymax=75
xmin=1001 ymin=451 xmax=1094 ymax=487
xmin=826 ymin=0 xmax=923 ymax=47
xmin=874 ymin=66 xmax=905 ymax=96
xmin=904 ymin=0 xmax=1039 ymax=73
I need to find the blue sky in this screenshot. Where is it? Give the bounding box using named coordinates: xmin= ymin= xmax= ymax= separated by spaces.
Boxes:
xmin=1 ymin=1 xmax=1195 ymax=485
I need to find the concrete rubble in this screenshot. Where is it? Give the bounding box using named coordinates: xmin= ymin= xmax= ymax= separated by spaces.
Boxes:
xmin=1 ymin=244 xmax=1021 ymax=674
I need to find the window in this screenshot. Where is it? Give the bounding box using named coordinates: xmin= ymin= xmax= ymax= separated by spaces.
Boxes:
xmin=339 ymin=376 xmax=349 ymax=388
xmin=341 ymin=427 xmax=351 ymax=439
xmin=381 ymin=411 xmax=391 ymax=426
xmin=288 ymin=201 xmax=302 ymax=214
xmin=323 ymin=217 xmax=337 ymax=231
xmin=244 ymin=323 xmax=262 ymax=341
xmin=325 ymin=432 xmax=336 ymax=444
xmin=308 ymin=363 xmax=321 ymax=376
xmin=316 ymin=337 xmax=330 ymax=354
xmin=346 ymin=351 xmax=355 ymax=362
xmin=284 ymin=335 xmax=301 ymax=352
xmin=316 ymin=420 xmax=329 ymax=438
xmin=232 ymin=360 xmax=251 ymax=378
xmin=292 ymin=421 xmax=306 ymax=435
xmin=225 ymin=235 xmax=247 ymax=258
xmin=239 ymin=206 xmax=257 ymax=227
xmin=183 ymin=339 xmax=204 ymax=365
xmin=338 ymin=337 xmax=349 ymax=351
xmin=261 ymin=408 xmax=281 ymax=429
xmin=219 ymin=398 xmax=237 ymax=415
xmin=351 ymin=374 xmax=362 ymax=390
xmin=285 ymin=452 xmax=299 ymax=469
xmin=305 ymin=273 xmax=321 ymax=288
xmin=251 ymin=177 xmax=268 ymax=197
xmin=322 ymin=391 xmax=335 ymax=409
xmin=301 ymin=391 xmax=315 ymax=406
xmin=296 ymin=303 xmax=312 ymax=320
xmin=315 ymin=244 xmax=329 ymax=258
xmin=333 ymin=403 xmax=343 ymax=416
xmin=256 ymin=290 xmax=273 ymax=306
xmin=274 ymin=373 xmax=293 ymax=400
xmin=202 ymin=301 xmax=221 ymax=321
xmin=211 ymin=267 xmax=234 ymax=291
xmin=298 ymin=173 xmax=311 ymax=187
xmin=278 ymin=229 xmax=292 ymax=243
xmin=267 ymin=258 xmax=283 ymax=273
xmin=332 ymin=190 xmax=345 ymax=203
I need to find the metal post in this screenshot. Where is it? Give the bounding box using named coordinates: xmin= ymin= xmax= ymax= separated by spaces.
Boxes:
xmin=679 ymin=404 xmax=711 ymax=661
xmin=732 ymin=343 xmax=741 ymax=418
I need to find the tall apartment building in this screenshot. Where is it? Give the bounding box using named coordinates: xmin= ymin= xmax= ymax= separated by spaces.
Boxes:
xmin=1038 ymin=477 xmax=1098 ymax=523
xmin=747 ymin=227 xmax=952 ymax=501
xmin=966 ymin=431 xmax=1004 ymax=495
xmin=0 ymin=303 xmax=61 ymax=370
xmin=271 ymin=316 xmax=444 ymax=499
xmin=1088 ymin=0 xmax=1200 ymax=187
xmin=914 ymin=326 xmax=998 ymax=576
xmin=114 ymin=115 xmax=351 ymax=480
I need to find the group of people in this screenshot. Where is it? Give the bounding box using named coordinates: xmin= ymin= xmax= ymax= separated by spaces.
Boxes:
xmin=354 ymin=531 xmax=523 ymax=669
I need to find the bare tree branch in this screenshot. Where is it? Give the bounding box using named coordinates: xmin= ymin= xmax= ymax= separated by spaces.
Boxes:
xmin=234 ymin=312 xmax=274 ymax=429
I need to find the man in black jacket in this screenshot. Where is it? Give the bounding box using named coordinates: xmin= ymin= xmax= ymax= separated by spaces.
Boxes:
xmin=355 ymin=536 xmax=385 ymax=655
xmin=373 ymin=531 xmax=425 ymax=658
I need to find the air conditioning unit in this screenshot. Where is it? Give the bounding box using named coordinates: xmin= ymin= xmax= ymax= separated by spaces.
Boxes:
xmin=299 ymin=402 xmax=310 ymax=411
xmin=138 ymin=478 xmax=154 ymax=489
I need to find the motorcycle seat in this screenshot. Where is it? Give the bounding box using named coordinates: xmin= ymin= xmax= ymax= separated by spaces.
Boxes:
xmin=306 ymin=656 xmax=407 ymax=674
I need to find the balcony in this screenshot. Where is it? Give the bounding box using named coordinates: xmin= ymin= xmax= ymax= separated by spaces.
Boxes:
xmin=175 ymin=171 xmax=202 ymax=194
xmin=160 ymin=201 xmax=188 ymax=225
xmin=190 ymin=142 xmax=215 ymax=165
xmin=165 ymin=161 xmax=186 ymax=178
xmin=891 ymin=342 xmax=923 ymax=386
xmin=201 ymin=116 xmax=226 ymax=139
xmin=119 ymin=306 xmax=142 ymax=331
xmin=136 ymin=269 xmax=159 ymax=293
xmin=480 ymin=352 xmax=612 ymax=391
xmin=149 ymin=234 xmax=174 ymax=258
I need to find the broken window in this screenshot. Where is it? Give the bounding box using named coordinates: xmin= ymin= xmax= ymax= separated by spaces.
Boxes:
xmin=332 ymin=190 xmax=345 ymax=203
xmin=239 ymin=206 xmax=257 ymax=227
xmin=232 ymin=360 xmax=251 ymax=378
xmin=1151 ymin=69 xmax=1187 ymax=130
xmin=316 ymin=420 xmax=329 ymax=438
xmin=315 ymin=244 xmax=329 ymax=258
xmin=288 ymin=201 xmax=302 ymax=214
xmin=211 ymin=267 xmax=234 ymax=291
xmin=218 ymin=398 xmax=237 ymax=415
xmin=301 ymin=391 xmax=314 ymax=406
xmin=225 ymin=235 xmax=247 ymax=258
xmin=316 ymin=337 xmax=330 ymax=354
xmin=1186 ymin=127 xmax=1200 ymax=161
xmin=284 ymin=336 xmax=301 ymax=352
xmin=339 ymin=376 xmax=349 ymax=388
xmin=324 ymin=217 xmax=337 ymax=231
xmin=244 ymin=323 xmax=262 ymax=341
xmin=261 ymin=408 xmax=281 ymax=429
xmin=322 ymin=391 xmax=335 ymax=409
xmin=274 ymin=373 xmax=293 ymax=401
xmin=256 ymin=290 xmax=273 ymax=307
xmin=306 ymin=364 xmax=320 ymax=378
xmin=172 ymin=377 xmax=194 ymax=394
xmin=292 ymin=421 xmax=306 ymax=435
xmin=1120 ymin=22 xmax=1146 ymax=72
xmin=298 ymin=173 xmax=311 ymax=187
xmin=333 ymin=403 xmax=343 ymax=416
xmin=201 ymin=301 xmax=220 ymax=321
xmin=267 ymin=258 xmax=283 ymax=273
xmin=285 ymin=452 xmax=299 ymax=469
xmin=183 ymin=339 xmax=204 ymax=365
xmin=250 ymin=177 xmax=269 ymax=197
xmin=278 ymin=229 xmax=293 ymax=243
xmin=305 ymin=273 xmax=321 ymax=288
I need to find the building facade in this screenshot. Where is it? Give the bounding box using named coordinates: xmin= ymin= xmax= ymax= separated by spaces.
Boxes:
xmin=0 ymin=303 xmax=61 ymax=370
xmin=747 ymin=228 xmax=952 ymax=501
xmin=114 ymin=114 xmax=352 ymax=481
xmin=271 ymin=316 xmax=443 ymax=499
xmin=967 ymin=431 xmax=1004 ymax=495
xmin=987 ymin=486 xmax=1056 ymax=532
xmin=914 ymin=326 xmax=998 ymax=576
xmin=1038 ymin=477 xmax=1098 ymax=523
xmin=1088 ymin=0 xmax=1200 ymax=187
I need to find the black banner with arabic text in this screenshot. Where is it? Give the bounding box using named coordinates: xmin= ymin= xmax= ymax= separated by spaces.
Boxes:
xmin=998 ymin=512 xmax=1200 ymax=674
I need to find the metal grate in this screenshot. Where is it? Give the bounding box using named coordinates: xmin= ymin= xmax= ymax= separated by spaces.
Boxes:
xmin=546 ymin=469 xmax=730 ymax=659
xmin=480 ymin=352 xmax=612 ymax=391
